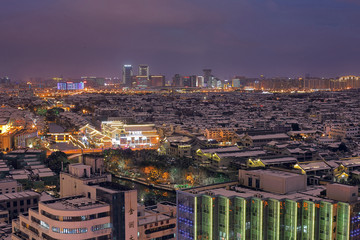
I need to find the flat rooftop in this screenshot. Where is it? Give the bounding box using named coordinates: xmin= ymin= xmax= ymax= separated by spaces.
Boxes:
xmin=138 ymin=211 xmax=174 ymax=225
xmin=41 ymin=196 xmax=108 ymax=211
xmin=0 ymin=191 xmax=39 ymax=201
xmin=243 ymin=169 xmax=302 ymax=178
xmin=194 ymin=185 xmax=330 ymax=203
xmin=250 ymin=133 xmax=289 ymax=140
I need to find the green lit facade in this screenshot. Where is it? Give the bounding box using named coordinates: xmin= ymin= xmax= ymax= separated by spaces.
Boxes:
xmin=177 ymin=191 xmax=359 ymax=240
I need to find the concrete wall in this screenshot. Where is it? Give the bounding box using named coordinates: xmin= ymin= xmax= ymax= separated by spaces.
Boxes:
xmin=239 ymin=169 xmax=306 ymax=194
xmin=69 ymin=164 xmax=91 ymax=178
xmin=326 ymin=183 xmax=358 ymax=203
xmin=124 ymin=190 xmax=138 ymax=240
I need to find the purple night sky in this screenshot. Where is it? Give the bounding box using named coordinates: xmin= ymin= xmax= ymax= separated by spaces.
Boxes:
xmin=0 ymin=0 xmax=360 ymax=80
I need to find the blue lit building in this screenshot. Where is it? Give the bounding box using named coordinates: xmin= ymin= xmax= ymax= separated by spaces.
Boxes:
xmin=57 ymin=82 xmax=84 ymax=90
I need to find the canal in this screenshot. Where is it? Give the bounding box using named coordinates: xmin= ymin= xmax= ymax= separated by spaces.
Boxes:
xmin=113 ymin=176 xmax=176 ymax=205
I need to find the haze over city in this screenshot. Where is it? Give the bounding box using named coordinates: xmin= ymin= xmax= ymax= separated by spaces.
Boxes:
xmin=1 ymin=0 xmax=360 ymax=80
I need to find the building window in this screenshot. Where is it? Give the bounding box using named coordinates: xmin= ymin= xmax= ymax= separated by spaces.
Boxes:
xmin=20 ymin=200 xmax=24 ymax=206
xmin=248 ymin=177 xmax=253 ymax=187
xmin=40 ymin=220 xmax=49 ymax=229
xmin=91 ymin=223 xmax=112 ymax=232
xmin=52 ymin=227 xmax=88 ymax=234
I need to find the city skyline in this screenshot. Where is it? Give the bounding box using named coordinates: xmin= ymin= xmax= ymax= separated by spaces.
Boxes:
xmin=3 ymin=1 xmax=360 ymax=239
xmin=1 ymin=0 xmax=360 ymax=80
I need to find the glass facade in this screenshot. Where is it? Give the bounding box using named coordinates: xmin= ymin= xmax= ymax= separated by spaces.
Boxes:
xmin=177 ymin=192 xmax=196 ymax=239
xmin=230 ymin=197 xmax=246 ymax=240
xmin=177 ymin=191 xmax=357 ymax=240
xmin=282 ymin=199 xmax=297 ymax=240
xmin=337 ymin=202 xmax=350 ymax=240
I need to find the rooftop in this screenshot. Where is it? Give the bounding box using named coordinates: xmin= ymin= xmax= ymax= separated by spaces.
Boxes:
xmin=243 ymin=168 xmax=302 ymax=178
xmin=41 ymin=196 xmax=108 ymax=211
xmin=0 ymin=191 xmax=39 ymax=201
xmin=250 ymin=133 xmax=290 ymax=140
xmin=192 ymin=184 xmax=330 ymax=203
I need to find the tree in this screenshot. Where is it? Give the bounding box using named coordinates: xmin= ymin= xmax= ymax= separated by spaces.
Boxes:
xmin=338 ymin=142 xmax=349 ymax=152
xmin=291 ymin=123 xmax=300 ymax=131
xmin=45 ymin=151 xmax=69 ymax=174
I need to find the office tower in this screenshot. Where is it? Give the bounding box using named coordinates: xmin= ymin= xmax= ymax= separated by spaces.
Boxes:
xmin=208 ymin=76 xmax=217 ymax=88
xmin=122 ymin=65 xmax=133 ymax=86
xmin=177 ymin=169 xmax=359 ymax=240
xmin=196 ymin=76 xmax=204 ymax=87
xmin=173 ymin=74 xmax=182 ymax=87
xmin=150 ymin=75 xmax=165 ymax=87
xmin=232 ymin=78 xmax=241 ymax=88
xmin=138 ymin=65 xmax=149 ymax=78
xmin=189 ymin=75 xmax=197 ymax=87
xmin=13 ymin=196 xmax=112 ymax=240
xmin=182 ymin=76 xmax=191 ymax=87
xmin=182 ymin=75 xmax=197 ymax=88
xmin=203 ymin=69 xmax=212 ymax=87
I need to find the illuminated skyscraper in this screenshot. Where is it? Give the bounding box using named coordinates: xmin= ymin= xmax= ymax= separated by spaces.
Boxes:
xmin=138 ymin=64 xmax=149 ymax=78
xmin=203 ymin=69 xmax=212 ymax=87
xmin=196 ymin=76 xmax=204 ymax=87
xmin=122 ymin=65 xmax=133 ymax=86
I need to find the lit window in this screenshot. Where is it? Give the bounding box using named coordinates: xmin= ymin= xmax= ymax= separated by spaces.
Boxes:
xmin=40 ymin=220 xmax=49 ymax=229
xmin=91 ymin=223 xmax=112 ymax=232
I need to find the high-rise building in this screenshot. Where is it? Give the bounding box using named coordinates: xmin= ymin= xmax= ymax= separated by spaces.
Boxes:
xmin=138 ymin=65 xmax=149 ymax=78
xmin=177 ymin=169 xmax=360 ymax=240
xmin=182 ymin=76 xmax=191 ymax=87
xmin=150 ymin=75 xmax=165 ymax=87
xmin=196 ymin=76 xmax=204 ymax=87
xmin=173 ymin=74 xmax=182 ymax=87
xmin=122 ymin=65 xmax=133 ymax=86
xmin=232 ymin=78 xmax=241 ymax=88
xmin=203 ymin=69 xmax=212 ymax=87
xmin=182 ymin=76 xmax=197 ymax=88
